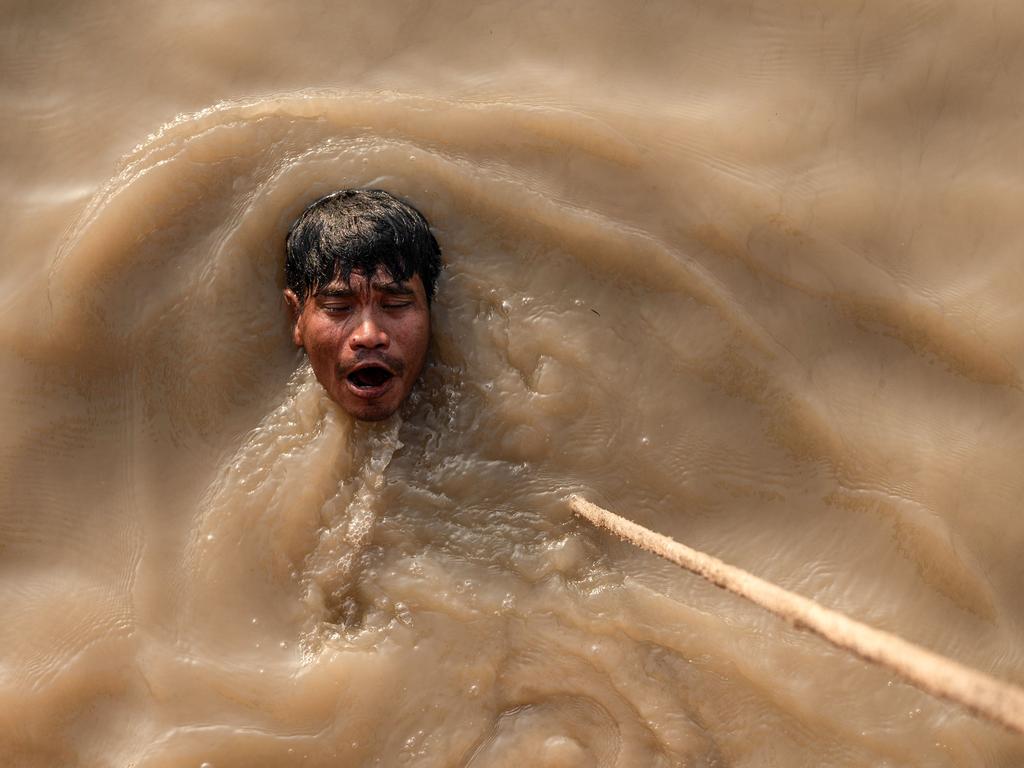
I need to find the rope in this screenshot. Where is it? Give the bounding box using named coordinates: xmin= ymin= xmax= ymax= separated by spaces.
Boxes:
xmin=568 ymin=495 xmax=1024 ymax=736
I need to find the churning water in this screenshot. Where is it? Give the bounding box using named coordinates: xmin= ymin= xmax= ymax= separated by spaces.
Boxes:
xmin=3 ymin=1 xmax=1024 ymax=765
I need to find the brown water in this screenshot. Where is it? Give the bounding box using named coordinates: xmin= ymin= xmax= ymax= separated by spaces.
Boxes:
xmin=4 ymin=1 xmax=1024 ymax=765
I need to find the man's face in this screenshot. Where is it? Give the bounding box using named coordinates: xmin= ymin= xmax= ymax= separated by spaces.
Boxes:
xmin=285 ymin=270 xmax=431 ymax=421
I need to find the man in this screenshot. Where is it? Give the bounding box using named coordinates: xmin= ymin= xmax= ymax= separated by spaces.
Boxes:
xmin=284 ymin=189 xmax=442 ymax=421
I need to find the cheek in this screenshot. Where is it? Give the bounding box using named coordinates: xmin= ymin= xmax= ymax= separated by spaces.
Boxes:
xmin=301 ymin=320 xmax=348 ymax=362
xmin=399 ymin=316 xmax=431 ymax=364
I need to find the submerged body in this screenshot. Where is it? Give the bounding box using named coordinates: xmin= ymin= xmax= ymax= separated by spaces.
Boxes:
xmin=4 ymin=1 xmax=1024 ymax=766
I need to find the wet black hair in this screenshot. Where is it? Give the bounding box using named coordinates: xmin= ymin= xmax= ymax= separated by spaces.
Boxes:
xmin=285 ymin=189 xmax=442 ymax=303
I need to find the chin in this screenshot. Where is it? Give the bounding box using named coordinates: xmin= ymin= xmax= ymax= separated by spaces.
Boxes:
xmin=348 ymin=405 xmax=397 ymax=422
xmin=337 ymin=394 xmax=402 ymax=422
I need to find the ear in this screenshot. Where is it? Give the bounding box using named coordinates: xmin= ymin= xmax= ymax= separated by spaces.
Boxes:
xmin=283 ymin=289 xmax=304 ymax=348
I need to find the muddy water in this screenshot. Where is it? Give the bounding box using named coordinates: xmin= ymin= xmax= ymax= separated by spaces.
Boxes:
xmin=3 ymin=1 xmax=1024 ymax=765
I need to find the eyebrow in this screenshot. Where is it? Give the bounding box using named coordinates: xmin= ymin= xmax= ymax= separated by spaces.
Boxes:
xmin=316 ymin=281 xmax=416 ymax=299
xmin=317 ymin=287 xmax=356 ymax=299
xmin=374 ymin=282 xmax=416 ymax=297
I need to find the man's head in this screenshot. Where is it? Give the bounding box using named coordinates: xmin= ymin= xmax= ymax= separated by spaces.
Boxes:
xmin=284 ymin=189 xmax=441 ymax=421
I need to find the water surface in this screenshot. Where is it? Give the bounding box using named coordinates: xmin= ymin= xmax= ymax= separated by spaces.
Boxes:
xmin=3 ymin=1 xmax=1024 ymax=765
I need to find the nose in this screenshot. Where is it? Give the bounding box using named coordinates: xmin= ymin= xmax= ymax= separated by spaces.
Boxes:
xmin=348 ymin=311 xmax=389 ymax=350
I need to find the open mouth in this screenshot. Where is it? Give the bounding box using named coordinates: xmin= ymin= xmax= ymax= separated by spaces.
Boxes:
xmin=346 ymin=365 xmax=395 ymax=390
